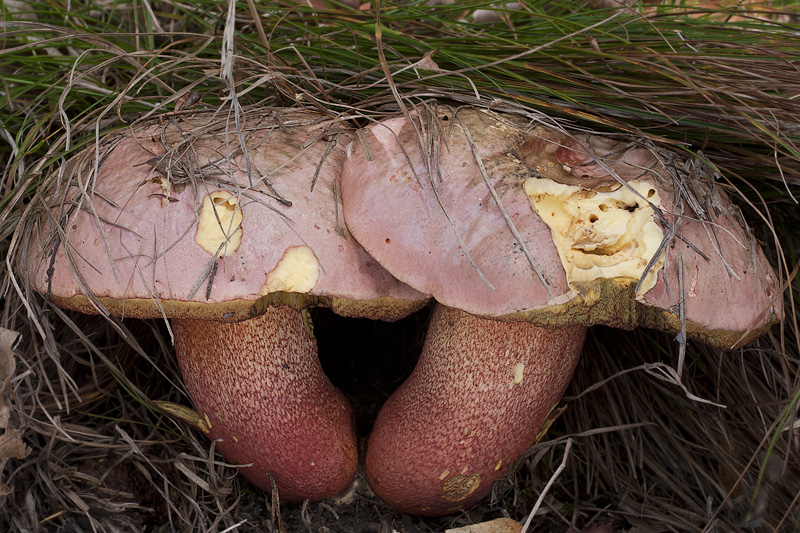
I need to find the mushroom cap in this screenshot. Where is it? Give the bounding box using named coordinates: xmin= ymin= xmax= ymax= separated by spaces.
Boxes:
xmin=27 ymin=109 xmax=427 ymax=321
xmin=341 ymin=107 xmax=782 ymax=348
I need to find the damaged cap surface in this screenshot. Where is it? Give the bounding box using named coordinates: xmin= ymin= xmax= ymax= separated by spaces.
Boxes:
xmin=27 ymin=109 xmax=426 ymax=321
xmin=341 ymin=107 xmax=782 ymax=348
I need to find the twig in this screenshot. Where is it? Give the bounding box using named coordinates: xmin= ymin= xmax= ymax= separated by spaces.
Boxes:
xmin=521 ymin=438 xmax=573 ymax=533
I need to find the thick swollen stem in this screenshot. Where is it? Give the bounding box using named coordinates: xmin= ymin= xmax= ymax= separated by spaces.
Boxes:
xmin=366 ymin=304 xmax=586 ymax=516
xmin=173 ymin=306 xmax=358 ymax=503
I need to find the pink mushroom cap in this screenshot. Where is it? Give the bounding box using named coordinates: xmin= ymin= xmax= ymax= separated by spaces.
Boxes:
xmin=342 ymin=106 xmax=782 ymax=348
xmin=27 ymin=110 xmax=426 ymax=319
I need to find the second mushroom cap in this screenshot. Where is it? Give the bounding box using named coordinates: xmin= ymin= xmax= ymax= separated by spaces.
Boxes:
xmin=342 ymin=106 xmax=782 ymax=347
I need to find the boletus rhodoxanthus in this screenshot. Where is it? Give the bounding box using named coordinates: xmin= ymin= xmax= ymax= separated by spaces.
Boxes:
xmin=22 ymin=104 xmax=782 ymax=516
xmin=22 ymin=108 xmax=427 ymax=503
xmin=340 ymin=106 xmax=783 ymax=515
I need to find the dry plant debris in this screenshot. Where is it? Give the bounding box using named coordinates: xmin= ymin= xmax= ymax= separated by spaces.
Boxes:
xmin=445 ymin=517 xmax=523 ymax=533
xmin=0 ymin=327 xmax=30 ymax=497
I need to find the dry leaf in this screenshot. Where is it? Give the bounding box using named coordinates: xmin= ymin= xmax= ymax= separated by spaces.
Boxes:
xmin=414 ymin=51 xmax=440 ymax=71
xmin=0 ymin=328 xmax=20 ymax=430
xmin=446 ymin=518 xmax=523 ymax=533
xmin=155 ymin=400 xmax=210 ymax=433
xmin=0 ymin=429 xmax=30 ymax=460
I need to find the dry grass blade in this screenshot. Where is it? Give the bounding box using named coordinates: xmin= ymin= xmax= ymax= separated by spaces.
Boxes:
xmin=457 ymin=111 xmax=553 ymax=298
xmin=520 ymin=439 xmax=572 ymax=533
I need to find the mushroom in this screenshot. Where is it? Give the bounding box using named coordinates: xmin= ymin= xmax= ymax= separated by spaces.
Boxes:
xmin=340 ymin=106 xmax=782 ymax=515
xmin=23 ymin=109 xmax=427 ymax=503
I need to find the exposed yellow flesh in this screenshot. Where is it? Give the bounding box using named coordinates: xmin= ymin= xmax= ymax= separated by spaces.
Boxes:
xmin=261 ymin=245 xmax=320 ymax=295
xmin=524 ymin=179 xmax=665 ymax=295
xmin=195 ymin=191 xmax=243 ymax=256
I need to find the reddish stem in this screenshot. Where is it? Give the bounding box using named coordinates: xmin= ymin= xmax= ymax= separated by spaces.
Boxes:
xmin=366 ymin=304 xmax=586 ymax=516
xmin=173 ymin=306 xmax=357 ymax=503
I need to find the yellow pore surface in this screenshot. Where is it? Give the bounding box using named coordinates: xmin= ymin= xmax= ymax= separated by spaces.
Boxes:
xmin=195 ymin=191 xmax=244 ymax=256
xmin=524 ymin=179 xmax=665 ymax=295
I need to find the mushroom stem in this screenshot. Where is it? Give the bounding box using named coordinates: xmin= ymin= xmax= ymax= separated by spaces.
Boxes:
xmin=365 ymin=304 xmax=586 ymax=516
xmin=173 ymin=305 xmax=358 ymax=503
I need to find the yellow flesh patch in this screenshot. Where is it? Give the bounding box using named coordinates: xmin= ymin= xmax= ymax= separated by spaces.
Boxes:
xmin=441 ymin=473 xmax=482 ymax=502
xmin=195 ymin=191 xmax=243 ymax=256
xmin=261 ymin=246 xmax=320 ymax=295
xmin=513 ymin=363 xmax=525 ymax=385
xmin=524 ymin=179 xmax=665 ymax=295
